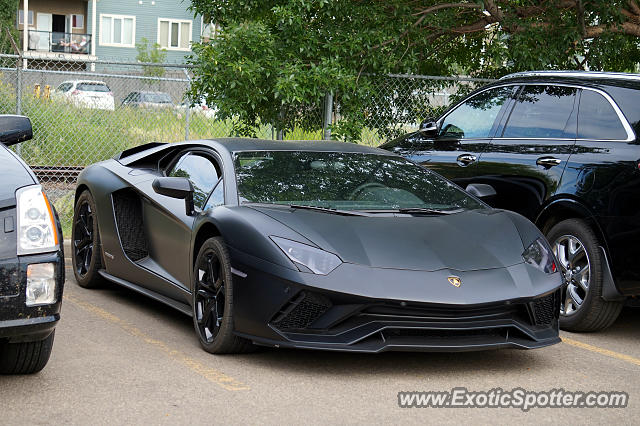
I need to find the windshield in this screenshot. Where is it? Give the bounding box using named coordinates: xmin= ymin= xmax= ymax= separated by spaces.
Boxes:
xmin=77 ymin=83 xmax=110 ymax=92
xmin=234 ymin=151 xmax=485 ymax=212
xmin=143 ymin=93 xmax=172 ymax=103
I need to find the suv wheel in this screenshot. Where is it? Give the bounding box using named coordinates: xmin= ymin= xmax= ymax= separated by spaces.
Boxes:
xmin=547 ymin=219 xmax=623 ymax=331
xmin=0 ymin=331 xmax=55 ymax=374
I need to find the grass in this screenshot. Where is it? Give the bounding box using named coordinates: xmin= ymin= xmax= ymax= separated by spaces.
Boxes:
xmin=0 ymin=75 xmax=389 ymax=238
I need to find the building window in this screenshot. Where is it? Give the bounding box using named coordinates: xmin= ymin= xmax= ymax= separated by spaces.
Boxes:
xmin=158 ymin=19 xmax=191 ymax=50
xmin=72 ymin=14 xmax=84 ymax=30
xmin=100 ymin=14 xmax=135 ymax=47
xmin=18 ymin=10 xmax=34 ymax=26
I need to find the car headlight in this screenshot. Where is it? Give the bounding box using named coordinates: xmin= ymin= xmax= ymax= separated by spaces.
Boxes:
xmin=16 ymin=185 xmax=59 ymax=255
xmin=270 ymin=236 xmax=342 ymax=275
xmin=522 ymin=237 xmax=557 ymax=274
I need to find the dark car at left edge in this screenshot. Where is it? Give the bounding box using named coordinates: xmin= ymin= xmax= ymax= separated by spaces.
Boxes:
xmin=0 ymin=115 xmax=65 ymax=374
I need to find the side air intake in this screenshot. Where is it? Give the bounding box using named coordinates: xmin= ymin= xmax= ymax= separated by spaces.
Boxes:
xmin=112 ymin=189 xmax=149 ymax=261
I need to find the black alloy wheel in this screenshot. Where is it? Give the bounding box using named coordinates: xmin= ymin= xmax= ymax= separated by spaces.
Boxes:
xmin=192 ymin=237 xmax=254 ymax=354
xmin=71 ymin=190 xmax=104 ymax=288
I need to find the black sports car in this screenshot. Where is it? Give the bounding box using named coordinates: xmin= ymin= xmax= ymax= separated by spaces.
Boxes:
xmin=73 ymin=139 xmax=562 ymax=353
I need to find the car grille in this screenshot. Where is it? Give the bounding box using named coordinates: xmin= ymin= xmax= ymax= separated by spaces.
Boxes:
xmin=271 ymin=291 xmax=332 ymax=330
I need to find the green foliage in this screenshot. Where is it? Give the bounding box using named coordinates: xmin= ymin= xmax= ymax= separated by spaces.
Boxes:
xmin=0 ymin=0 xmax=19 ymax=54
xmin=188 ymin=1 xmax=640 ymax=142
xmin=136 ymin=37 xmax=167 ymax=79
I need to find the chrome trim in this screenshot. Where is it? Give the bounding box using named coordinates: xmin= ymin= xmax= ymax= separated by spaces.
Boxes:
xmin=500 ymin=70 xmax=640 ymax=82
xmin=439 ymin=81 xmax=635 ymax=143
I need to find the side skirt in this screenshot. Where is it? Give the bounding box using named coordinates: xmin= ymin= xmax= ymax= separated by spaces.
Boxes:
xmin=98 ymin=270 xmax=193 ymax=317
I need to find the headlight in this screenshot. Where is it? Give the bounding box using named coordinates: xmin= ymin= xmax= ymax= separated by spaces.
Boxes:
xmin=271 ymin=236 xmax=342 ymax=275
xmin=522 ymin=237 xmax=557 ymax=274
xmin=16 ymin=185 xmax=59 ymax=255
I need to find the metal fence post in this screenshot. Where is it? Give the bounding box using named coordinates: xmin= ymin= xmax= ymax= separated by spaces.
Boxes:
xmin=323 ymin=91 xmax=333 ymax=140
xmin=15 ymin=55 xmax=23 ymax=155
xmin=182 ymin=68 xmax=191 ymax=140
xmin=16 ymin=57 xmax=22 ymax=115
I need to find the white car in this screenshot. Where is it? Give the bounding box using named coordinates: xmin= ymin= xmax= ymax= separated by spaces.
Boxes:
xmin=54 ymin=80 xmax=115 ymax=111
xmin=177 ymin=98 xmax=218 ymax=118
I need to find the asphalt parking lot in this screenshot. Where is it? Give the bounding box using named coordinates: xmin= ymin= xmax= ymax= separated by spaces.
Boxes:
xmin=1 ymin=255 xmax=639 ymax=424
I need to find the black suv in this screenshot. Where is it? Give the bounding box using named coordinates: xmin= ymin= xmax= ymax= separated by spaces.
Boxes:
xmin=0 ymin=115 xmax=64 ymax=374
xmin=381 ymin=71 xmax=640 ymax=332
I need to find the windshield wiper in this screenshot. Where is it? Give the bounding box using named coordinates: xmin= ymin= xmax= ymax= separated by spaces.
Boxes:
xmin=396 ymin=207 xmax=463 ymax=215
xmin=288 ymin=204 xmax=371 ymax=217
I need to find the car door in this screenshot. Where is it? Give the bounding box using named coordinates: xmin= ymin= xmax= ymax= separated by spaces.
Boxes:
xmin=408 ymin=85 xmax=517 ymax=187
xmin=140 ymin=150 xmax=222 ymax=294
xmin=562 ymin=87 xmax=640 ymax=290
xmin=475 ymin=84 xmax=578 ymax=219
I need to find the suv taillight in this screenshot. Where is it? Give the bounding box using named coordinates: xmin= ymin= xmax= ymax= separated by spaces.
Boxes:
xmin=71 ymin=89 xmax=79 ymax=95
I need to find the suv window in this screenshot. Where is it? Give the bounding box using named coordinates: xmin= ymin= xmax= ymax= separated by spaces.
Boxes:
xmin=168 ymin=153 xmax=220 ymax=209
xmin=439 ymin=86 xmax=515 ymax=139
xmin=77 ymin=83 xmax=110 ymax=92
xmin=57 ymin=83 xmax=73 ymax=92
xmin=578 ymin=90 xmax=628 ymax=140
xmin=502 ymin=85 xmax=577 ymax=139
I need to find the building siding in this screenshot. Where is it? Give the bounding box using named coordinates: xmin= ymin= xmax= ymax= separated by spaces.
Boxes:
xmin=87 ymin=0 xmax=201 ymax=63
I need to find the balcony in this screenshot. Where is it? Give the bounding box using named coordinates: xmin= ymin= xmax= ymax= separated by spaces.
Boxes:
xmin=21 ymin=30 xmax=91 ymax=55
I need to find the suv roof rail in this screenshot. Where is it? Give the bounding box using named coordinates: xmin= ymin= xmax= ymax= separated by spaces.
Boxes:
xmin=500 ymin=70 xmax=640 ymax=82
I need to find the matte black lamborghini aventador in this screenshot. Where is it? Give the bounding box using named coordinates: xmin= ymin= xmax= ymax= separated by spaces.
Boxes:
xmin=72 ymin=139 xmax=563 ymax=353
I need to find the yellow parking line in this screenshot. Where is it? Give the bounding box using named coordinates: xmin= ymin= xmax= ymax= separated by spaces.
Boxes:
xmin=63 ymin=294 xmax=250 ymax=391
xmin=563 ymin=337 xmax=640 ymax=367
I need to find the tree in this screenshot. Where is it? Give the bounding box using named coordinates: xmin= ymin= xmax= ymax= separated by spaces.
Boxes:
xmin=136 ymin=37 xmax=167 ymax=79
xmin=0 ymin=0 xmax=19 ymax=54
xmin=188 ymin=1 xmax=640 ymax=141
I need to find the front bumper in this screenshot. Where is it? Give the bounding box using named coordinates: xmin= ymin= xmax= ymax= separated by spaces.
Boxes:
xmin=229 ymin=248 xmax=562 ymax=353
xmin=0 ymin=250 xmax=65 ymax=343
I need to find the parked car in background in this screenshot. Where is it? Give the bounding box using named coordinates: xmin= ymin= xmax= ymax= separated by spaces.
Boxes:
xmin=381 ymin=71 xmax=640 ymax=332
xmin=121 ymin=91 xmax=174 ymax=109
xmin=0 ymin=115 xmax=64 ymax=374
xmin=54 ymin=80 xmax=115 ymax=111
xmin=177 ymin=99 xmax=217 ymax=118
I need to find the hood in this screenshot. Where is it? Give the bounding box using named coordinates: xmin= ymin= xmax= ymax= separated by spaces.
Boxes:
xmin=0 ymin=145 xmax=35 ymax=208
xmin=252 ymin=207 xmax=528 ymax=272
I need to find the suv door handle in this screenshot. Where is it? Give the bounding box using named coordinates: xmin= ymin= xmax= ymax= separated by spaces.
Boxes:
xmin=536 ymin=156 xmax=562 ymax=168
xmin=456 ymin=154 xmax=477 ymax=167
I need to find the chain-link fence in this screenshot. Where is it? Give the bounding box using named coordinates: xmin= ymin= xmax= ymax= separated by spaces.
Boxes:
xmin=0 ymin=53 xmax=493 ymax=233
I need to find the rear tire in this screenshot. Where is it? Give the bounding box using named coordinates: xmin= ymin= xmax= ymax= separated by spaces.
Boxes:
xmin=547 ymin=219 xmax=623 ymax=332
xmin=0 ymin=331 xmax=55 ymax=374
xmin=72 ymin=190 xmax=106 ymax=288
xmin=192 ymin=237 xmax=254 ymax=354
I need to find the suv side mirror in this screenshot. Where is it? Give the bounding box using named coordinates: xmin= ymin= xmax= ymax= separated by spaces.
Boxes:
xmin=152 ymin=177 xmax=195 ymax=215
xmin=419 ymin=119 xmax=439 ymax=137
xmin=0 ymin=115 xmax=33 ymax=146
xmin=465 ymin=183 xmax=497 ymax=200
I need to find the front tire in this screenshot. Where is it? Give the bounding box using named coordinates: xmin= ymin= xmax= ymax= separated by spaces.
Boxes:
xmin=547 ymin=219 xmax=623 ymax=332
xmin=0 ymin=331 xmax=55 ymax=374
xmin=71 ymin=190 xmax=105 ymax=288
xmin=192 ymin=237 xmax=254 ymax=354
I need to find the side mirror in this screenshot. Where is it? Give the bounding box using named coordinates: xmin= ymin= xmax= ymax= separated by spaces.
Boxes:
xmin=152 ymin=177 xmax=195 ymax=215
xmin=419 ymin=119 xmax=438 ymax=137
xmin=0 ymin=115 xmax=33 ymax=146
xmin=465 ymin=183 xmax=497 ymax=199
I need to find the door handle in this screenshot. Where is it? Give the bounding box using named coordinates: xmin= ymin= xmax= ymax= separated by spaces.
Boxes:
xmin=536 ymin=157 xmax=562 ymax=168
xmin=456 ymin=154 xmax=477 ymax=167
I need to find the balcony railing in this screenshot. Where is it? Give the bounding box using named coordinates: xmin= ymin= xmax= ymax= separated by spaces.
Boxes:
xmin=20 ymin=30 xmax=91 ymax=55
